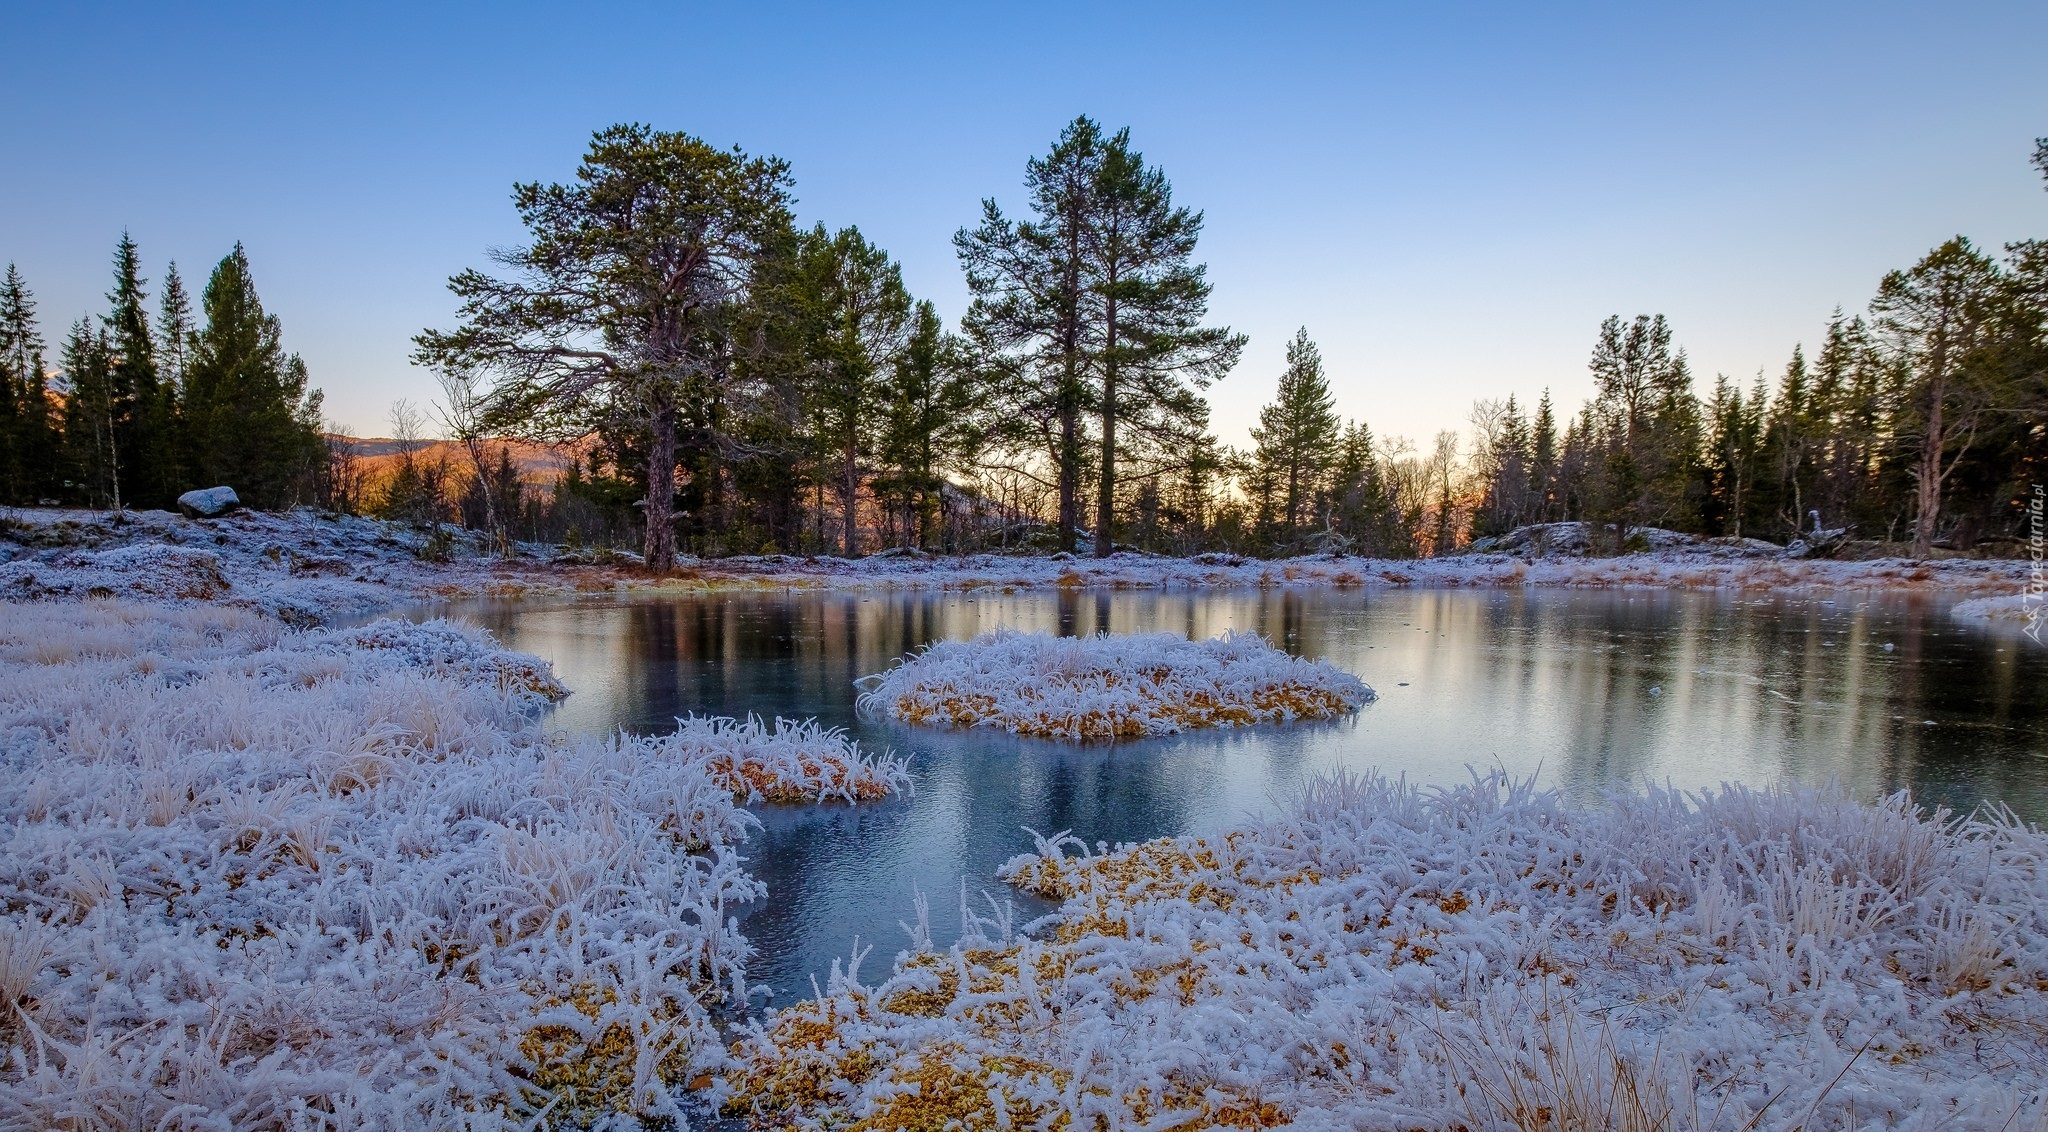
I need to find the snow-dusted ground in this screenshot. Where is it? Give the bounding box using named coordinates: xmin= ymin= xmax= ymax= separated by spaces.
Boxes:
xmin=728 ymin=773 xmax=2048 ymax=1131
xmin=0 ymin=508 xmax=615 ymax=626
xmin=857 ymin=629 xmax=1372 ymax=741
xmin=0 ymin=515 xmax=907 ymax=1128
xmin=1 ymin=507 xmax=2040 ymax=1127
xmin=706 ymin=547 xmax=2030 ymax=599
xmin=0 ymin=506 xmax=2030 ymax=609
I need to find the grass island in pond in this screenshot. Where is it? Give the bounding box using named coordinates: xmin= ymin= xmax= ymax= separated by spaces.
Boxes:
xmin=855 ymin=628 xmax=1374 ymax=740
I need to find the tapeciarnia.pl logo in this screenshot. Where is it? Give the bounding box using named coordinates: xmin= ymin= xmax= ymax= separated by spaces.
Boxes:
xmin=2027 ymin=483 xmax=2044 ymax=645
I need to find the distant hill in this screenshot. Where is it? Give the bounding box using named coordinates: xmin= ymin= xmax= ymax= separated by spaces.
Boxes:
xmin=333 ymin=437 xmax=584 ymax=489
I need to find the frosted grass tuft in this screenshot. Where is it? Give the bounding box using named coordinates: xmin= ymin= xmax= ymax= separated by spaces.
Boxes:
xmin=0 ymin=599 xmax=898 ymax=1128
xmin=727 ymin=771 xmax=2048 ymax=1131
xmin=857 ymin=628 xmax=1372 ymax=740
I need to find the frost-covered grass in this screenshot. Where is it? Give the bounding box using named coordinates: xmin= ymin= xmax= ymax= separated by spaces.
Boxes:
xmin=726 ymin=773 xmax=2048 ymax=1131
xmin=856 ymin=630 xmax=1372 ymax=741
xmin=3 ymin=506 xmax=2028 ymax=610
xmin=1952 ymin=593 xmax=2042 ymax=626
xmin=669 ymin=715 xmax=909 ymax=805
xmin=695 ymin=547 xmax=2032 ymax=600
xmin=0 ymin=601 xmax=898 ymax=1129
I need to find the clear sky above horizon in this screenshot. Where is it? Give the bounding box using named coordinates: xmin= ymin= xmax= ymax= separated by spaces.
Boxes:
xmin=6 ymin=2 xmax=2044 ymax=448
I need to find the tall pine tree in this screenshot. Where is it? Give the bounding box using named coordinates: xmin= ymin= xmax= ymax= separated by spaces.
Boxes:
xmin=792 ymin=224 xmax=912 ymax=556
xmin=956 ymin=117 xmax=1103 ymax=553
xmin=1082 ymin=126 xmax=1244 ymax=556
xmin=1871 ymin=237 xmax=2005 ymax=557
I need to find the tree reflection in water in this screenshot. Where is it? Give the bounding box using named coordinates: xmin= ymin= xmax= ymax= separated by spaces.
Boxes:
xmin=448 ymin=586 xmax=2046 ymax=1004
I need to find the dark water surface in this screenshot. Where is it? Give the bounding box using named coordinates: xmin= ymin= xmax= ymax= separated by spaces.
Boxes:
xmin=442 ymin=586 xmax=2048 ymax=1005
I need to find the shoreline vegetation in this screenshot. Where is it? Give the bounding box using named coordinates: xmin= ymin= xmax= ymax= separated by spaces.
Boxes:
xmin=0 ymin=505 xmax=2040 ymax=1126
xmin=0 ymin=507 xmax=2034 ymax=613
xmin=0 ymin=511 xmax=922 ymax=1129
xmin=730 ymin=773 xmax=2048 ymax=1131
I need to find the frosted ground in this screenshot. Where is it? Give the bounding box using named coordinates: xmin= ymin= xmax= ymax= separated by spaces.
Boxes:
xmin=0 ymin=506 xmax=2041 ymax=1128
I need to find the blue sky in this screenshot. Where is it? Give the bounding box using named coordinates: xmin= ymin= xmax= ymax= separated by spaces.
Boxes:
xmin=6 ymin=2 xmax=2044 ymax=447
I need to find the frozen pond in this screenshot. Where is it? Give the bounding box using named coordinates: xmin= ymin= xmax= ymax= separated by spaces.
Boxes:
xmin=445 ymin=586 xmax=2048 ymax=1005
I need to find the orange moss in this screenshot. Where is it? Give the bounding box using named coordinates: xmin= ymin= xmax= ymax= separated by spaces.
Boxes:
xmin=703 ymin=752 xmax=896 ymax=804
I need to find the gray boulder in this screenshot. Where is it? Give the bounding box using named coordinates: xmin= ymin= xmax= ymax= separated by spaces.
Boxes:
xmin=176 ymin=486 xmax=241 ymax=518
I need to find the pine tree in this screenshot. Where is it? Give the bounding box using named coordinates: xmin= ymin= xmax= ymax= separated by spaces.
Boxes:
xmin=876 ymin=300 xmax=979 ymax=549
xmin=1530 ymin=389 xmax=1557 ymax=521
xmin=105 ymin=233 xmax=184 ymax=508
xmin=156 ymin=261 xmax=194 ymax=396
xmin=415 ymin=125 xmax=795 ymax=570
xmin=183 ymin=244 xmax=325 ymax=508
xmin=1871 ymin=237 xmax=2006 ymax=557
xmin=61 ymin=321 xmax=121 ymax=508
xmin=793 ymin=224 xmax=912 ymax=556
xmin=956 ymin=117 xmax=1103 ymax=553
xmin=0 ymin=266 xmax=54 ymax=504
xmin=1082 ymin=127 xmax=1244 ymax=556
xmin=1249 ymin=328 xmax=1341 ymax=546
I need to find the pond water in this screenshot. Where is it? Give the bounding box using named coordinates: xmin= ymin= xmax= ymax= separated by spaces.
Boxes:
xmin=445 ymin=586 xmax=2048 ymax=1006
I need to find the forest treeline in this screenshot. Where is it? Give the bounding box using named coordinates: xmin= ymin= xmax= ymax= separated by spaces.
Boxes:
xmin=5 ymin=125 xmax=2043 ymax=564
xmin=0 ymin=241 xmax=327 ymax=511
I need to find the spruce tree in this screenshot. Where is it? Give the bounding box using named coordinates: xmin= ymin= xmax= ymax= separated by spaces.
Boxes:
xmin=1477 ymin=394 xmax=1531 ymax=534
xmin=1704 ymin=375 xmax=1761 ymax=537
xmin=1530 ymin=390 xmax=1557 ymax=521
xmin=156 ymin=261 xmax=194 ymax=396
xmin=105 ymin=233 xmax=183 ymax=507
xmin=1330 ymin=420 xmax=1401 ymax=555
xmin=1762 ymin=344 xmax=1818 ymax=535
xmin=876 ymin=300 xmax=979 ymax=548
xmin=183 ymin=244 xmax=325 ymax=508
xmin=61 ymin=321 xmax=121 ymax=508
xmin=0 ymin=266 xmax=54 ymax=504
xmin=1587 ymin=314 xmax=1698 ymax=535
xmin=1249 ymin=328 xmax=1341 ymax=546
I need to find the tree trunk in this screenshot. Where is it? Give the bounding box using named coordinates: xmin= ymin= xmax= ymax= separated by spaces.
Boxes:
xmin=643 ymin=395 xmax=677 ymax=572
xmin=1095 ymin=291 xmax=1118 ymax=558
xmin=1058 ymin=398 xmax=1080 ymax=553
xmin=1057 ymin=201 xmax=1084 ymax=556
xmin=460 ymin=436 xmax=502 ymax=556
xmin=1286 ymin=465 xmax=1300 ymax=539
xmin=1912 ymin=370 xmax=1945 ymax=558
xmin=841 ymin=433 xmax=859 ymax=557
